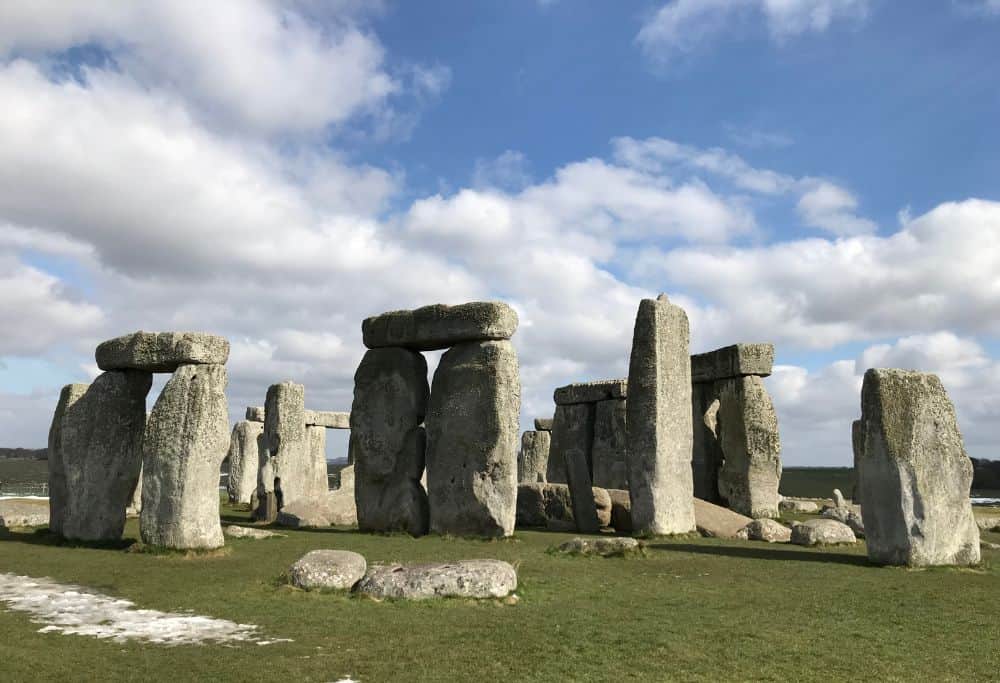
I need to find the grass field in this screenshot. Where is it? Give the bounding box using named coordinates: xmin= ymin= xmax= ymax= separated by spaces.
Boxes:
xmin=0 ymin=459 xmax=48 ymax=487
xmin=1 ymin=501 xmax=998 ymax=681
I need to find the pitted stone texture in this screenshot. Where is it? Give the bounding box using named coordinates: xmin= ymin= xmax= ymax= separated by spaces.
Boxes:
xmin=227 ymin=421 xmax=262 ymax=504
xmin=224 ymin=525 xmax=284 ymax=539
xmin=858 ymin=369 xmax=980 ymax=567
xmin=350 ymin=348 xmax=429 ymax=535
xmin=0 ymin=500 xmax=49 ymax=528
xmin=715 ymin=376 xmax=782 ymax=519
xmin=691 ymin=343 xmax=774 ymax=384
xmin=141 ymin=364 xmax=229 ymax=549
xmin=256 ymin=382 xmax=308 ymax=521
xmin=592 ymin=399 xmax=628 ymax=490
xmin=96 ymin=331 xmax=229 ymax=372
xmin=246 ymin=406 xmax=266 ymax=422
xmin=57 ymin=371 xmax=151 ymax=541
xmin=691 ymin=383 xmax=725 ymax=503
xmin=694 ymin=497 xmax=753 ymax=539
xmin=518 ymin=430 xmax=550 ymax=483
xmin=304 ymin=410 xmax=350 ymax=429
xmin=737 ymin=518 xmax=792 ymax=543
xmin=290 ymin=550 xmax=367 ymax=591
xmin=553 ymin=379 xmax=627 ymax=405
xmin=515 ymin=483 xmax=574 ymax=528
xmin=276 ymin=499 xmax=332 ymax=528
xmin=593 ymin=486 xmax=612 ymax=528
xmin=821 ymin=505 xmax=865 ymax=538
xmin=362 ymin=301 xmax=518 ymax=351
xmin=790 ymin=519 xmax=856 ymax=546
xmin=555 ymin=537 xmax=642 ymax=556
xmin=626 ymin=295 xmax=695 ymax=535
xmin=977 ymin=517 xmax=1000 ymax=533
xmin=426 ymin=340 xmax=520 ymax=538
xmin=534 ymin=418 xmax=553 ymax=432
xmin=551 ymin=402 xmax=599 ymax=533
xmin=304 ymin=425 xmax=330 ymax=501
xmin=779 ymin=498 xmax=820 ymax=513
xmin=47 ymin=382 xmax=89 ymax=536
xmin=354 ymin=560 xmax=517 ymax=600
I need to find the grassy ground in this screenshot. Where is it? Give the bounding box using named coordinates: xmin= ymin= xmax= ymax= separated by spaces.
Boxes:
xmin=0 ymin=459 xmax=48 ymax=487
xmin=0 ymin=502 xmax=998 ymax=682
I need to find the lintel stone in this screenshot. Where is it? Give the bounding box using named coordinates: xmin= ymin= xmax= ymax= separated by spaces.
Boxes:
xmin=691 ymin=343 xmax=773 ymax=384
xmin=553 ymin=379 xmax=627 ymax=405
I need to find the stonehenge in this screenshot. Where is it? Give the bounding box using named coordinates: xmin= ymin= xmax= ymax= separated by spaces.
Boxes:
xmin=518 ymin=429 xmax=550 ymax=483
xmin=856 ymin=369 xmax=980 ymax=567
xmin=227 ymin=420 xmax=263 ymax=504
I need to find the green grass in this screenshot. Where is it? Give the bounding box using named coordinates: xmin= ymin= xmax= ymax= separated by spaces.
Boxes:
xmin=0 ymin=459 xmax=48 ymax=486
xmin=0 ymin=502 xmax=998 ymax=681
xmin=779 ymin=467 xmax=854 ymax=498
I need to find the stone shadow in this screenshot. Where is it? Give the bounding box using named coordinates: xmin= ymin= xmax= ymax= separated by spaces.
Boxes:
xmin=0 ymin=527 xmax=136 ymax=551
xmin=647 ymin=541 xmax=869 ymax=566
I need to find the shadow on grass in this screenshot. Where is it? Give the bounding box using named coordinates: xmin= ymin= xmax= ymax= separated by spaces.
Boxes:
xmin=0 ymin=527 xmax=136 ymax=551
xmin=648 ymin=542 xmax=869 ymax=566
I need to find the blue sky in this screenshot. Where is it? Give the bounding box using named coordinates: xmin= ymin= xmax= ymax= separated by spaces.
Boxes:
xmin=0 ymin=0 xmax=998 ymax=465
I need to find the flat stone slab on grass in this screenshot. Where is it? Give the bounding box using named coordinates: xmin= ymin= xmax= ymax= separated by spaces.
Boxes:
xmin=224 ymin=526 xmax=284 ymax=540
xmin=790 ymin=519 xmax=856 ymax=546
xmin=289 ymin=550 xmax=367 ymax=591
xmin=553 ymin=537 xmax=642 ymax=557
xmin=976 ymin=516 xmax=1000 ymax=532
xmin=0 ymin=499 xmax=49 ymax=528
xmin=690 ymin=343 xmax=774 ymax=383
xmin=276 ymin=499 xmax=332 ymax=529
xmin=737 ymin=518 xmax=792 ymax=543
xmin=96 ymin=331 xmax=229 ymax=372
xmin=553 ymin=379 xmax=627 ymax=405
xmin=694 ymin=497 xmax=753 ymax=539
xmin=363 ymin=301 xmax=518 ymax=351
xmin=354 ymin=560 xmax=517 ymax=600
xmin=779 ymin=499 xmax=820 ymax=513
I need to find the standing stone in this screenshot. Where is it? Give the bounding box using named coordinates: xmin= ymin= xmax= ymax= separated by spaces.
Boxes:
xmin=714 ymin=376 xmax=781 ymax=519
xmin=141 ymin=364 xmax=229 ymax=549
xmin=255 ymin=382 xmax=307 ymax=521
xmin=46 ymin=383 xmax=90 ymax=536
xmin=592 ymin=399 xmax=628 ymax=490
xmin=350 ymin=348 xmax=429 ymax=535
xmin=518 ymin=430 xmax=551 ymax=483
xmin=626 ymin=295 xmax=695 ymax=535
xmin=851 ymin=418 xmax=863 ymax=501
xmin=426 ymin=340 xmax=520 ymax=537
xmin=227 ymin=421 xmax=262 ymax=504
xmin=57 ymin=371 xmax=151 ymax=541
xmin=858 ymin=369 xmax=980 ymax=567
xmin=305 ymin=425 xmax=329 ymax=500
xmin=551 ymin=403 xmax=599 ymax=533
xmin=691 ymin=383 xmax=725 ymax=503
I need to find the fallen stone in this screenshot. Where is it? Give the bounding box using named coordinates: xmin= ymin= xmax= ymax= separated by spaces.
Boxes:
xmin=976 ymin=516 xmax=1000 ymax=533
xmin=779 ymin=499 xmax=820 ymax=513
xmin=690 ymin=343 xmax=774 ymax=384
xmin=515 ymin=483 xmax=574 ymax=527
xmin=534 ymin=418 xmax=553 ymax=431
xmin=362 ymin=301 xmax=518 ymax=351
xmin=693 ymin=497 xmax=753 ymax=539
xmin=141 ymin=364 xmax=229 ymax=549
xmin=982 ymin=541 xmax=1000 ymax=551
xmin=354 ymin=560 xmax=517 ymax=600
xmin=553 ymin=537 xmax=642 ymax=557
xmin=289 ymin=550 xmax=367 ymax=591
xmin=518 ymin=430 xmax=551 ymax=483
xmin=96 ymin=331 xmax=229 ymax=372
xmin=224 ymin=525 xmax=284 ymax=539
xmin=46 ymin=382 xmax=90 ymax=536
xmin=551 ymin=402 xmax=599 ymax=533
xmin=553 ymin=379 xmax=627 ymax=405
xmin=790 ymin=519 xmax=856 ymax=546
xmin=0 ymin=500 xmax=49 ymax=528
xmin=858 ymin=369 xmax=980 ymax=567
xmin=592 ymin=399 xmax=628 ymax=491
xmin=737 ymin=518 xmax=791 ymax=543
xmin=246 ymin=406 xmax=265 ymax=422
xmin=276 ymin=498 xmax=332 ymax=528
xmin=304 ymin=410 xmax=350 ymax=429
xmin=426 ymin=340 xmax=519 ymax=537
xmin=350 ymin=348 xmax=429 ymax=535
xmin=227 ymin=421 xmax=262 ymax=504
xmin=626 ymin=295 xmax=696 ymax=535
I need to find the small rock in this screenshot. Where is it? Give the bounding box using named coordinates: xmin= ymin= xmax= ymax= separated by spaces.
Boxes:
xmin=224 ymin=525 xmax=284 ymax=540
xmin=779 ymin=499 xmax=820 ymax=513
xmin=821 ymin=505 xmax=865 ymax=538
xmin=738 ymin=518 xmax=792 ymax=543
xmin=832 ymin=488 xmax=848 ymax=508
xmin=975 ymin=516 xmax=1000 ymax=533
xmin=289 ymin=549 xmax=367 ymax=590
xmin=790 ymin=519 xmax=856 ymax=546
xmin=554 ymin=537 xmax=642 ymax=556
xmin=354 ymin=559 xmax=516 ymax=600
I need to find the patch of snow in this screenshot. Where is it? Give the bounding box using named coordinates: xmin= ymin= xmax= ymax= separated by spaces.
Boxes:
xmin=972 ymin=498 xmax=1000 ymax=505
xmin=0 ymin=496 xmax=48 ymax=501
xmin=0 ymin=573 xmax=290 ymax=646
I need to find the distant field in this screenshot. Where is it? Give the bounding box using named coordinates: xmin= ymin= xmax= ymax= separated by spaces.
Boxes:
xmin=779 ymin=467 xmax=854 ymax=499
xmin=0 ymin=459 xmax=48 ymax=486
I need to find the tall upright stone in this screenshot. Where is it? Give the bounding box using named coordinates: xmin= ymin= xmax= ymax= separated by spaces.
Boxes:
xmin=141 ymin=363 xmax=229 ymax=549
xmin=851 ymin=418 xmax=863 ymax=501
xmin=857 ymin=369 xmax=980 ymax=567
xmin=714 ymin=376 xmax=781 ymax=518
xmin=227 ymin=420 xmax=263 ymax=504
xmin=350 ymin=348 xmax=429 ymax=535
xmin=592 ymin=398 xmax=628 ymax=490
xmin=550 ymin=402 xmax=599 ymax=533
xmin=426 ymin=340 xmax=520 ymax=537
xmin=56 ymin=372 xmax=151 ymax=541
xmin=305 ymin=424 xmax=329 ymax=500
xmin=626 ymin=295 xmax=695 ymax=535
xmin=518 ymin=430 xmax=551 ymax=483
xmin=46 ymin=383 xmax=90 ymax=536
xmin=255 ymin=381 xmax=307 ymax=521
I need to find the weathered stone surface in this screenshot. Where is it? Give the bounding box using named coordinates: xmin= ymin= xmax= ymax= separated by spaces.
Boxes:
xmin=851 ymin=419 xmax=863 ymax=500
xmin=553 ymin=379 xmax=627 ymax=405
xmin=545 ymin=417 xmax=569 ymax=484
xmin=518 ymin=430 xmax=550 ymax=483
xmin=534 ymin=418 xmax=553 ymax=431
xmin=246 ymin=406 xmax=266 ymax=422
xmin=737 ymin=518 xmax=792 ymax=543
xmin=592 ymin=399 xmax=628 ymax=490
xmin=126 ymin=462 xmax=143 ymax=517
xmin=790 ymin=519 xmax=856 ymax=546
xmin=304 ymin=425 xmax=330 ymax=501
xmin=551 ymin=402 xmax=599 ymax=533
xmin=426 ymin=340 xmax=519 ymax=537
xmin=554 ymin=537 xmax=642 ymax=556
xmin=57 ymin=372 xmax=151 ymax=541
xmin=626 ymin=295 xmax=696 ymax=535
xmin=226 ymin=421 xmax=262 ymax=504
xmin=290 ymin=550 xmax=367 ymax=591
xmin=224 ymin=525 xmax=284 ymax=539
xmin=255 ymin=381 xmax=307 ymax=521
xmin=515 ymin=482 xmax=574 ymax=528
xmin=821 ymin=505 xmax=865 ymax=538
xmin=276 ymin=498 xmax=332 ymax=528
xmin=354 ymin=560 xmax=517 ymax=600
xmin=46 ymin=382 xmax=89 ymax=536
xmin=141 ymin=364 xmax=229 ymax=549
xmin=593 ymin=486 xmax=612 ymax=528
xmin=362 ymin=301 xmax=518 ymax=351
xmin=304 ymin=410 xmax=350 ymax=429
xmin=858 ymin=369 xmax=980 ymax=567
xmin=0 ymin=499 xmax=49 ymax=528
xmin=694 ymin=497 xmax=753 ymax=539
xmin=350 ymin=348 xmax=429 ymax=535
xmin=607 ymin=488 xmax=633 ymax=533
xmin=96 ymin=331 xmax=229 ymax=372
xmin=977 ymin=516 xmax=1000 ymax=533
xmin=691 ymin=382 xmax=724 ymax=503
xmin=832 ymin=489 xmax=847 ymax=508
xmin=715 ymin=376 xmax=781 ymax=519
xmin=779 ymin=498 xmax=820 ymax=513
xmin=691 ymin=343 xmax=774 ymax=384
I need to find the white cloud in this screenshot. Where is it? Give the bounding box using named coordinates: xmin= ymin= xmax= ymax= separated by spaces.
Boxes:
xmin=796 ymin=180 xmax=877 ymax=235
